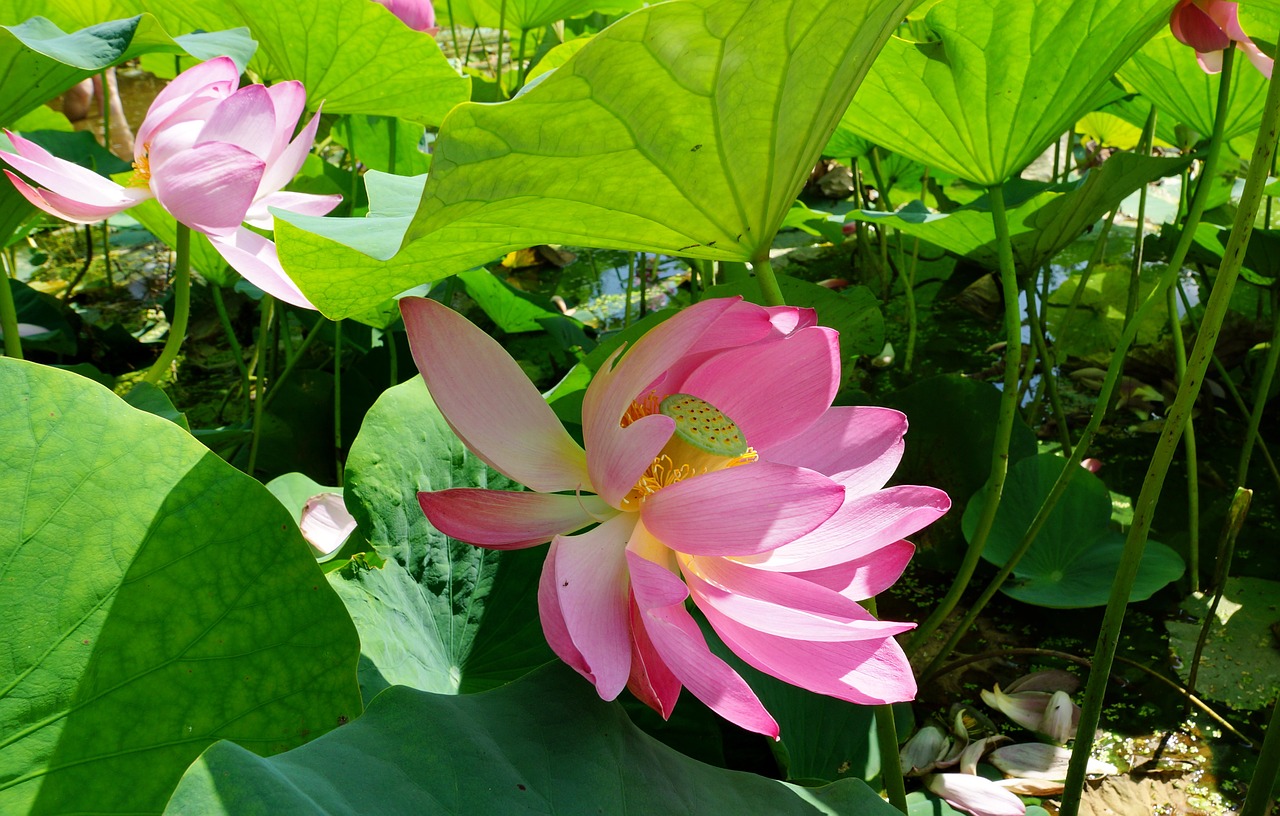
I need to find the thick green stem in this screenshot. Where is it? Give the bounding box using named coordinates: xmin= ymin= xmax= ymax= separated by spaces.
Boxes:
xmin=248 ymin=295 xmax=275 ymax=477
xmin=496 ymin=0 xmax=508 ymax=96
xmin=863 ymin=598 xmax=907 ymax=813
xmin=909 ymin=184 xmax=1023 ymax=651
xmin=444 ymin=0 xmax=463 ymax=61
xmin=0 ymin=253 xmax=21 ymax=359
xmin=1126 ymin=106 xmax=1159 ymax=328
xmin=515 ymin=29 xmax=529 ymax=89
xmin=1166 ymin=283 xmax=1200 ymax=590
xmin=1061 ymin=43 xmax=1279 ymax=813
xmin=1025 ymin=275 xmax=1071 ymax=454
xmin=143 ymin=225 xmax=191 ymax=384
xmin=1241 ymin=691 xmax=1280 ymax=816
xmin=751 ymin=255 xmax=786 ymax=307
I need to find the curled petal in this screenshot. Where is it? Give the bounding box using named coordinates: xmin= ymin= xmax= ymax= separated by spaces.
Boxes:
xmin=551 ymin=513 xmax=637 ymax=701
xmin=207 ymin=228 xmax=315 ymax=309
xmin=682 ymin=556 xmax=911 ymax=641
xmin=259 ymin=108 xmax=326 ymax=198
xmin=137 ymin=55 xmax=240 ymax=147
xmin=988 ymin=743 xmax=1117 ymax=781
xmin=149 ymin=141 xmax=264 ymax=233
xmin=250 ymin=189 xmax=343 ymax=230
xmin=1171 ymin=0 xmax=1231 ymax=51
xmin=742 ymin=485 xmax=949 ymax=571
xmin=900 ymin=725 xmax=950 ymax=775
xmin=789 ymin=540 xmax=915 ymax=602
xmin=761 ymin=406 xmax=908 ymax=494
xmin=582 ymin=297 xmax=739 ymax=506
xmin=299 ymin=492 xmax=357 ymax=558
xmin=959 ymin=734 xmax=1010 ymax=776
xmin=681 ymin=325 xmax=839 ymax=451
xmin=4 ymin=169 xmax=147 ymax=224
xmin=641 ymin=462 xmax=843 ymax=557
xmin=538 ymin=539 xmax=590 ymax=680
xmin=402 ymin=296 xmax=590 ymax=493
xmin=980 ymin=684 xmax=1052 ymax=732
xmin=1039 ymin=690 xmax=1080 ymax=744
xmin=704 ymin=599 xmax=916 ymax=705
xmin=263 ymin=81 xmax=307 ymax=162
xmin=419 ymin=489 xmax=613 ymax=549
xmin=626 ymin=593 xmax=682 ymax=719
xmin=1 ymin=132 xmax=150 ymax=221
xmin=628 ymin=551 xmax=778 ymax=737
xmin=197 ymin=84 xmax=280 ymax=162
xmin=924 ymin=773 xmax=1025 ymax=816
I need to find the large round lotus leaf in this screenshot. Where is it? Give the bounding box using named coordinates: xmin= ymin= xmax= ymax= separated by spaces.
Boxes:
xmin=0 ymin=359 xmax=362 ymax=815
xmin=963 ymin=453 xmax=1184 ymax=608
xmin=336 ymin=377 xmax=553 ymax=702
xmin=165 ymin=663 xmax=901 ymax=816
xmin=1166 ymin=577 xmax=1280 ymax=710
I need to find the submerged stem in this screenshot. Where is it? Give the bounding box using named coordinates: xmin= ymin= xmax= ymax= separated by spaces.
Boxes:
xmin=909 ymin=183 xmax=1022 ymax=651
xmin=143 ymin=225 xmax=191 ymax=385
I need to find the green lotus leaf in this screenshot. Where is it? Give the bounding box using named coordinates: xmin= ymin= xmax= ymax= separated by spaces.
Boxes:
xmin=840 ymin=0 xmax=1173 ymax=185
xmin=0 ymin=359 xmax=361 ymax=815
xmin=165 ymin=663 xmax=900 ymax=815
xmin=278 ymin=0 xmax=916 ymax=318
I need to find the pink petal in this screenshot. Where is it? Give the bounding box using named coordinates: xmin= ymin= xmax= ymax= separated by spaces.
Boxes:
xmin=658 ymin=300 xmax=776 ymax=387
xmin=1171 ymin=0 xmax=1231 ymax=51
xmin=626 ymin=593 xmax=682 ymax=718
xmin=2 ymin=131 xmax=150 ymax=214
xmin=628 ymin=551 xmax=779 ymax=737
xmin=704 ymin=602 xmax=917 ymax=705
xmin=299 ymin=492 xmax=357 ymax=556
xmin=681 ymin=556 xmax=912 ymax=641
xmin=640 ymin=462 xmax=843 ymax=557
xmin=538 ymin=539 xmax=591 ymax=680
xmin=247 ymin=189 xmax=343 ymax=229
xmin=150 ymin=142 xmax=265 ymax=233
xmin=258 ymin=109 xmax=325 ymax=198
xmin=680 ymin=326 xmax=840 ymax=451
xmin=207 ymin=228 xmax=314 ymax=308
xmin=197 ymin=84 xmax=279 ymax=162
xmin=3 ymin=170 xmax=148 ymax=224
xmin=418 ymin=488 xmax=612 ymax=549
xmin=924 ymin=773 xmax=1026 ymax=816
xmin=373 ymin=0 xmax=438 ymax=31
xmin=761 ymin=406 xmax=908 ymax=494
xmin=264 ymin=81 xmax=307 ymax=162
xmin=1197 ymin=48 xmax=1224 ymax=73
xmin=1237 ymin=40 xmax=1275 ymax=79
xmin=741 ymin=485 xmax=949 ymax=571
xmin=789 ymin=539 xmax=916 ymax=601
xmin=137 ymin=56 xmax=240 ymax=148
xmin=401 ymin=297 xmax=591 ymax=493
xmin=581 ymin=298 xmax=739 ymax=506
xmin=551 ymin=513 xmax=637 ymax=700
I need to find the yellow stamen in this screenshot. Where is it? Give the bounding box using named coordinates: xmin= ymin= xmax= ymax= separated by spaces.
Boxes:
xmin=620 ymin=391 xmax=661 ymax=428
xmin=619 ymin=393 xmax=756 ymax=509
xmin=129 ymin=144 xmax=152 ymax=187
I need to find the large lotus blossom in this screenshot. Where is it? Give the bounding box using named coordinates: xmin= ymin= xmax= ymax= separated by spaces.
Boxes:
xmin=372 ymin=0 xmax=440 ymax=34
xmin=1170 ymin=0 xmax=1274 ymax=78
xmin=0 ymin=56 xmax=340 ymax=309
xmin=403 ymin=295 xmax=949 ymax=736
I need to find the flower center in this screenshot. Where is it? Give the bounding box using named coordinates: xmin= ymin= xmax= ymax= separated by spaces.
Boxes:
xmin=620 ymin=392 xmax=757 ymax=508
xmin=130 ymin=144 xmax=152 ymax=187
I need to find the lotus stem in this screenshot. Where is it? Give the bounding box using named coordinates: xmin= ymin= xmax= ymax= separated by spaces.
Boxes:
xmin=0 ymin=250 xmax=21 ymax=359
xmin=248 ymin=294 xmax=275 ymax=476
xmin=211 ymin=286 xmax=251 ymax=420
xmin=909 ymin=182 xmax=1022 ymax=651
xmin=1025 ymin=274 xmax=1070 ymax=454
xmin=1062 ymin=42 xmax=1280 ymax=813
xmin=1184 ymin=487 xmax=1251 ymax=713
xmin=864 ymin=596 xmax=908 ymax=813
xmin=751 ymin=255 xmax=786 ymax=307
xmin=1125 ymin=105 xmax=1158 ymax=328
xmin=1054 ymin=209 xmax=1116 ymax=354
xmin=1241 ymin=691 xmax=1280 ymax=816
xmin=143 ymin=224 xmax=191 ymax=384
xmin=1237 ymin=285 xmax=1280 ymax=487
xmin=1166 ymin=282 xmax=1200 ymax=591
xmin=496 ymin=0 xmax=508 ymax=96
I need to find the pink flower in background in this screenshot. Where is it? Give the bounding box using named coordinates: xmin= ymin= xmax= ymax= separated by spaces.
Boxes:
xmin=0 ymin=57 xmax=340 ymax=309
xmin=1170 ymin=0 xmax=1274 ymax=78
xmin=403 ymin=295 xmax=949 ymax=736
xmin=372 ymin=0 xmax=440 ymax=34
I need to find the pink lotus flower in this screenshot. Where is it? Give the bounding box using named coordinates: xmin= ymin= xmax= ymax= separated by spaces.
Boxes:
xmin=372 ymin=0 xmax=440 ymax=34
xmin=0 ymin=57 xmax=340 ymax=309
xmin=403 ymin=295 xmax=949 ymax=736
xmin=1170 ymin=0 xmax=1274 ymax=78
